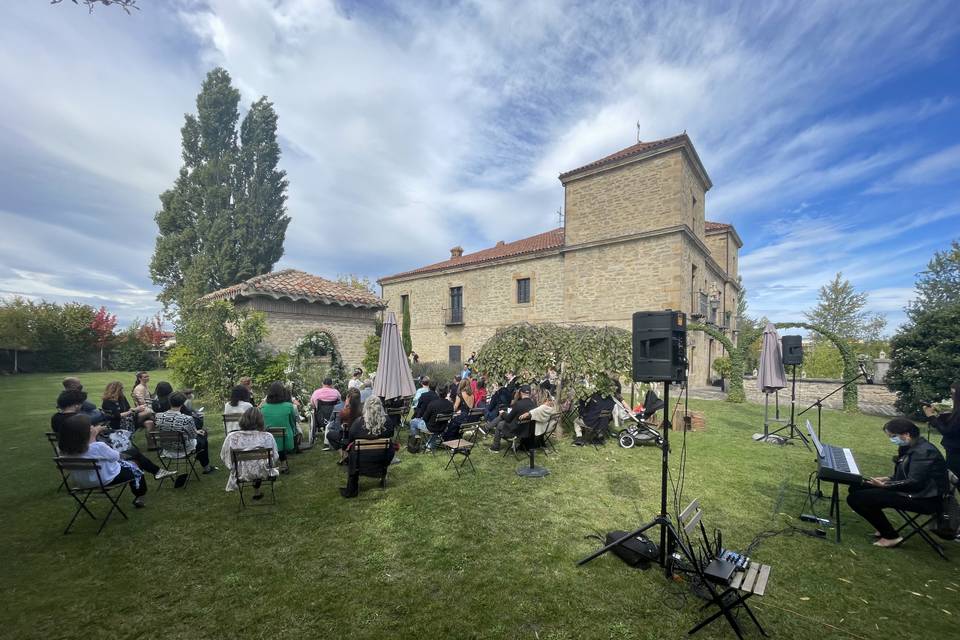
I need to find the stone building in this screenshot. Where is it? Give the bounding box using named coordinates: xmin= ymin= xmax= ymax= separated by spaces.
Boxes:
xmin=377 ymin=134 xmax=742 ymax=387
xmin=200 ymin=269 xmax=384 ymax=368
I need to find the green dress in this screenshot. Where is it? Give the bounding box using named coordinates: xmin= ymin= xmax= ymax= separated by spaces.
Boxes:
xmin=262 ymin=401 xmax=299 ymax=452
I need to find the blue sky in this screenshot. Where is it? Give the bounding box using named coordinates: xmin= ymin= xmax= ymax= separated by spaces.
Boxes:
xmin=1 ymin=1 xmax=958 ymax=331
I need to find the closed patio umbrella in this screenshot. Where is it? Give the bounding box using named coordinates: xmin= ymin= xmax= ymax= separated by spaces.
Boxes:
xmin=373 ymin=311 xmax=416 ymax=401
xmin=758 ymin=322 xmax=787 ymax=394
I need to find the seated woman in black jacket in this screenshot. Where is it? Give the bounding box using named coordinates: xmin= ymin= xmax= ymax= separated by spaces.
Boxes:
xmin=847 ymin=418 xmax=949 ymax=548
xmin=340 ymin=396 xmax=395 ymax=498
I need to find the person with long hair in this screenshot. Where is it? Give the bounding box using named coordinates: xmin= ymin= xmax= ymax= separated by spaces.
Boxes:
xmin=924 ymin=381 xmax=960 ymax=479
xmin=261 ymin=381 xmax=300 ymax=470
xmin=847 ymin=418 xmax=949 ymax=548
xmin=101 ymin=381 xmax=153 ymax=432
xmin=132 ymin=372 xmax=154 ymax=412
xmin=58 ymin=414 xmax=172 ymax=507
xmin=219 ymin=407 xmax=279 ymax=498
xmin=445 ymin=378 xmax=476 ymax=439
xmin=223 ymin=385 xmax=254 ymax=434
xmin=340 ymin=396 xmax=395 ymax=498
xmin=152 ymin=381 xmax=174 ymax=413
xmin=329 ymin=388 xmax=362 ymax=464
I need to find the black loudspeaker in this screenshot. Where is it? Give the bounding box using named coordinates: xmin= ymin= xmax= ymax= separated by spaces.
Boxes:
xmin=781 ymin=335 xmax=803 ymax=365
xmin=632 ymin=310 xmax=687 ymax=383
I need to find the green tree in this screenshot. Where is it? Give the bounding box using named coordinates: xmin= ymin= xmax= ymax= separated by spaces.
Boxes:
xmin=150 ymin=68 xmax=289 ymax=310
xmin=0 ymin=297 xmax=34 ymax=373
xmin=362 ymin=334 xmax=381 ymax=373
xmin=401 ymin=295 xmax=412 ymax=355
xmin=887 ymin=240 xmax=960 ymax=415
xmin=804 ymin=272 xmax=887 ymax=343
xmin=336 ymin=274 xmax=377 ymax=296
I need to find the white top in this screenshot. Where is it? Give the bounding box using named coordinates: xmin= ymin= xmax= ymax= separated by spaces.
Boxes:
xmin=65 ymin=441 xmax=122 ymax=487
xmin=528 ymin=403 xmax=557 ymax=436
xmin=220 ymin=430 xmax=280 ymax=491
xmin=223 ymin=401 xmax=254 ymax=433
xmin=348 ymin=378 xmax=362 ymax=391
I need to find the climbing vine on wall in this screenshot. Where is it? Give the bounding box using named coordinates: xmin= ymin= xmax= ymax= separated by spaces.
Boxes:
xmin=288 ymin=330 xmax=347 ymax=399
xmin=774 ymin=321 xmax=858 ymax=412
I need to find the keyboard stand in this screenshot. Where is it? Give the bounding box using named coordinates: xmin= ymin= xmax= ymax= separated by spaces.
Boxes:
xmin=828 ymin=480 xmax=842 ymax=543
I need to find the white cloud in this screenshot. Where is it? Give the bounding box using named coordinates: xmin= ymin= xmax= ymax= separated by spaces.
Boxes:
xmin=867 ymin=143 xmax=960 ymax=193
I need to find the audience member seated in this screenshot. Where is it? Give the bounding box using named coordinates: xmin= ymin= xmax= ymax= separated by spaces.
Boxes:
xmin=409 ymin=379 xmax=440 ymax=441
xmin=446 ymin=378 xmax=476 ymax=440
xmin=223 ymin=385 xmax=254 ymax=434
xmin=340 ymin=396 xmax=396 ymax=498
xmin=58 ymin=414 xmax=172 ymax=507
xmin=573 ymin=391 xmax=615 ymax=446
xmin=485 ymin=373 xmax=518 ymax=421
xmin=488 ymin=384 xmax=537 ymax=452
xmin=328 ymin=388 xmax=361 ymax=463
xmin=411 ymin=376 xmax=430 ymax=411
xmin=348 ymin=368 xmax=363 ymax=391
xmin=101 ymin=381 xmax=152 ymax=431
xmin=447 ymin=375 xmax=462 ymax=402
xmin=238 ymin=376 xmax=256 ymax=405
xmin=474 ymin=377 xmax=487 ymax=408
xmin=360 ymin=379 xmax=374 ymax=404
xmin=60 ymin=377 xmax=108 ymax=424
xmin=847 ymin=418 xmax=949 ymax=548
xmin=153 ymin=381 xmax=204 ymax=430
xmin=419 ymin=389 xmax=455 ymax=450
xmin=156 ymin=392 xmax=217 ymax=475
xmin=219 ymin=407 xmax=279 ymax=498
xmin=131 ymin=371 xmax=155 ymax=427
xmin=262 ymin=381 xmax=301 ymax=468
xmin=52 ymin=388 xmax=91 ymax=434
xmin=518 ymin=382 xmax=557 ymax=443
xmin=310 ymin=378 xmax=342 ymax=409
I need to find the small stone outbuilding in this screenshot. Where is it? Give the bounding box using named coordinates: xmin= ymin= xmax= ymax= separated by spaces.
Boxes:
xmin=200 ymin=269 xmax=384 ymax=368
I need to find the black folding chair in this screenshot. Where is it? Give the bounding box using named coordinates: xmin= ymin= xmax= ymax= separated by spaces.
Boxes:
xmin=502 ymin=417 xmax=531 ymax=460
xmin=313 ymin=401 xmax=338 ymax=440
xmin=156 ymin=430 xmax=202 ymax=487
xmin=442 ymin=421 xmax=481 ymax=477
xmin=53 ymin=458 xmax=129 ymax=535
xmin=231 ymin=447 xmax=278 ymax=508
xmin=678 ymin=498 xmax=771 ymax=639
xmin=894 ymin=473 xmax=957 ymax=561
xmin=590 ymin=409 xmax=613 ymax=450
xmin=424 ymin=412 xmax=452 ymax=454
xmin=46 ymin=432 xmax=69 ymax=492
xmin=538 ymin=413 xmax=561 ymax=455
xmin=266 ymin=427 xmax=290 ymax=472
xmin=347 ymin=438 xmax=394 ymax=491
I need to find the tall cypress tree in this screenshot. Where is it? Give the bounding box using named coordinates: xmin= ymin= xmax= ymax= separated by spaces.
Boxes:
xmin=150 ymin=68 xmax=289 ymax=309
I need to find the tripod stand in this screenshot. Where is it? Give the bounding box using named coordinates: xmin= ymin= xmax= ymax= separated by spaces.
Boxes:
xmin=767 ymin=365 xmax=810 ymax=450
xmin=578 ymin=383 xmax=681 ymax=577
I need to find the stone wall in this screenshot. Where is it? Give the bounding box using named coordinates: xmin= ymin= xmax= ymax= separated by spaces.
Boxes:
xmin=563 ymin=149 xmax=686 ymax=245
xmin=237 ymin=298 xmax=377 ymax=369
xmin=742 ymin=376 xmax=899 ymax=414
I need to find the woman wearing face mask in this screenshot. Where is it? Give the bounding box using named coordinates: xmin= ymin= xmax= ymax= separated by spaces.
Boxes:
xmin=847 ymin=418 xmax=949 ymax=548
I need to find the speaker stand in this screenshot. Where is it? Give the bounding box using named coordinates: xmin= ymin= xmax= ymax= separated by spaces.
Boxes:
xmin=767 ymin=365 xmax=810 ymax=450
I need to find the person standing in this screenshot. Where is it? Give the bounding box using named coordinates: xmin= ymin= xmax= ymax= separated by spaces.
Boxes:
xmin=924 ymin=381 xmax=960 ymax=479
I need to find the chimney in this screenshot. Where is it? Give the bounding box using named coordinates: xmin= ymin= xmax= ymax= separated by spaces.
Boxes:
xmin=496 ymin=240 xmax=505 ymax=247
xmin=450 ymin=246 xmax=464 ymax=259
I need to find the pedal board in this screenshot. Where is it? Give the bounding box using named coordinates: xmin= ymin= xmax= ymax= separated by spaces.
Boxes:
xmin=704 ymin=558 xmax=737 ymax=584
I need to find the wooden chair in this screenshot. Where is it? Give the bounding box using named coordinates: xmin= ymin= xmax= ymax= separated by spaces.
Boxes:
xmin=347 ymin=438 xmax=394 ymax=491
xmin=53 ymin=458 xmax=129 ymax=534
xmin=230 ymin=447 xmax=278 ymax=508
xmin=266 ymin=427 xmax=290 ymax=473
xmin=155 ymin=430 xmax=202 ymax=488
xmin=678 ymin=499 xmax=771 ymax=639
xmin=442 ymin=420 xmax=481 ymax=478
xmin=222 ymin=412 xmax=241 ymax=437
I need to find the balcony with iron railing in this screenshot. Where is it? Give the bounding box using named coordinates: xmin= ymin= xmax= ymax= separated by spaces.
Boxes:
xmin=444 ymin=307 xmax=465 ymax=326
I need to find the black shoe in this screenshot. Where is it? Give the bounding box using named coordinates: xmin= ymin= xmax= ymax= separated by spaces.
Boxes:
xmin=133 ymin=496 xmax=146 ymax=508
xmin=572 ymin=438 xmax=585 ymax=447
xmin=488 ymin=445 xmax=501 ymax=452
xmin=173 ymin=474 xmax=188 ymax=488
xmin=202 ymin=466 xmax=219 ymax=474
xmin=339 ymin=487 xmax=358 ymax=498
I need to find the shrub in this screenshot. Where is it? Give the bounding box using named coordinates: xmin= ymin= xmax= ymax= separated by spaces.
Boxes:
xmin=362 ymin=334 xmax=381 ymax=374
xmin=109 ymin=326 xmax=158 ymax=371
xmin=887 ymin=303 xmax=960 ymax=416
xmin=712 ymin=356 xmax=733 ymax=380
xmin=411 ymin=361 xmax=462 ymax=386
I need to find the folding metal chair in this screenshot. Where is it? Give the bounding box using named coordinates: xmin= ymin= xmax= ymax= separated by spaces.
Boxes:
xmin=679 ymin=499 xmax=771 ymax=639
xmin=266 ymin=427 xmax=290 ymax=472
xmin=53 ymin=458 xmax=129 ymax=535
xmin=223 ymin=413 xmax=241 ymax=437
xmin=231 ymin=447 xmax=278 ymax=508
xmin=155 ymin=430 xmax=202 ymax=488
xmin=590 ymin=409 xmax=613 ymax=449
xmin=423 ymin=413 xmax=452 ymax=454
xmin=894 ymin=473 xmax=957 ymax=561
xmin=442 ymin=421 xmax=480 ymax=477
xmin=347 ymin=438 xmax=394 ymax=491
xmin=46 ymin=432 xmax=69 ymax=492
xmin=538 ymin=413 xmax=562 ymax=455
xmin=502 ymin=417 xmax=531 ymax=460
xmin=313 ymin=401 xmax=338 ymax=441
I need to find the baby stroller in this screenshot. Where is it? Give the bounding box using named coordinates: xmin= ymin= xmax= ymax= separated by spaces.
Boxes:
xmin=615 ymin=389 xmax=664 ymax=449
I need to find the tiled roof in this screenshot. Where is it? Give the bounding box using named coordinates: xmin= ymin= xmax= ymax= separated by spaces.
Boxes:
xmin=704 ymin=221 xmax=731 ymax=232
xmin=379 ymin=228 xmax=565 ymax=283
xmin=559 ymin=134 xmax=690 ymax=180
xmin=199 ymin=269 xmax=384 ymax=308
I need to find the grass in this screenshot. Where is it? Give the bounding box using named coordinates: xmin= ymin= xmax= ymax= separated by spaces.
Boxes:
xmin=2 ymin=369 xmax=958 ymax=639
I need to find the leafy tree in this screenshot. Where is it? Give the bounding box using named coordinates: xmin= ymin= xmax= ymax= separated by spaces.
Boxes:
xmin=109 ymin=323 xmax=157 ymax=372
xmin=888 ymin=240 xmax=960 ymax=415
xmin=804 ymin=272 xmax=887 ymax=343
xmin=166 ymin=302 xmax=268 ymax=399
xmin=51 ymin=0 xmax=138 ymax=13
xmin=362 ymin=334 xmax=381 ymax=373
xmin=0 ymin=297 xmax=34 ymax=373
xmin=910 ymin=239 xmax=960 ymax=317
xmin=336 ymin=274 xmax=377 ymax=296
xmin=138 ymin=314 xmax=167 ymax=359
xmin=89 ymin=306 xmax=117 ymax=370
xmin=151 ymin=68 xmax=289 ymax=310
xmin=401 ymin=295 xmax=412 ymax=355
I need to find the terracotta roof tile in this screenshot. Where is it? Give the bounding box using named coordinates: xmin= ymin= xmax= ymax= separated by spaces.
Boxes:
xmin=199 ymin=269 xmax=384 ymax=308
xmin=559 ymin=134 xmax=690 ymax=180
xmin=379 ymin=228 xmax=564 ymax=282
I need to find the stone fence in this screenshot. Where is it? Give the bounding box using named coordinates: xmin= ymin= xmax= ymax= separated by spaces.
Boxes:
xmin=740 ymin=376 xmax=899 ymax=416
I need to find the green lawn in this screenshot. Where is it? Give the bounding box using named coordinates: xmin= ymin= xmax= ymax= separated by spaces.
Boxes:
xmin=2 ymin=370 xmax=957 ymax=639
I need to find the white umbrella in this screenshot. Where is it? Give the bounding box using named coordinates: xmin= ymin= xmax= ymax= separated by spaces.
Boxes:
xmin=372 ymin=312 xmax=416 ymax=400
xmin=758 ymin=322 xmax=787 ymax=394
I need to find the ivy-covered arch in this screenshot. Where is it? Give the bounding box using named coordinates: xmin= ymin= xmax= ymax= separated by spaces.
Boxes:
xmin=688 ymin=322 xmax=745 ymax=401
xmin=774 ymin=321 xmax=858 ymax=412
xmin=289 ymin=330 xmax=347 ymax=395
